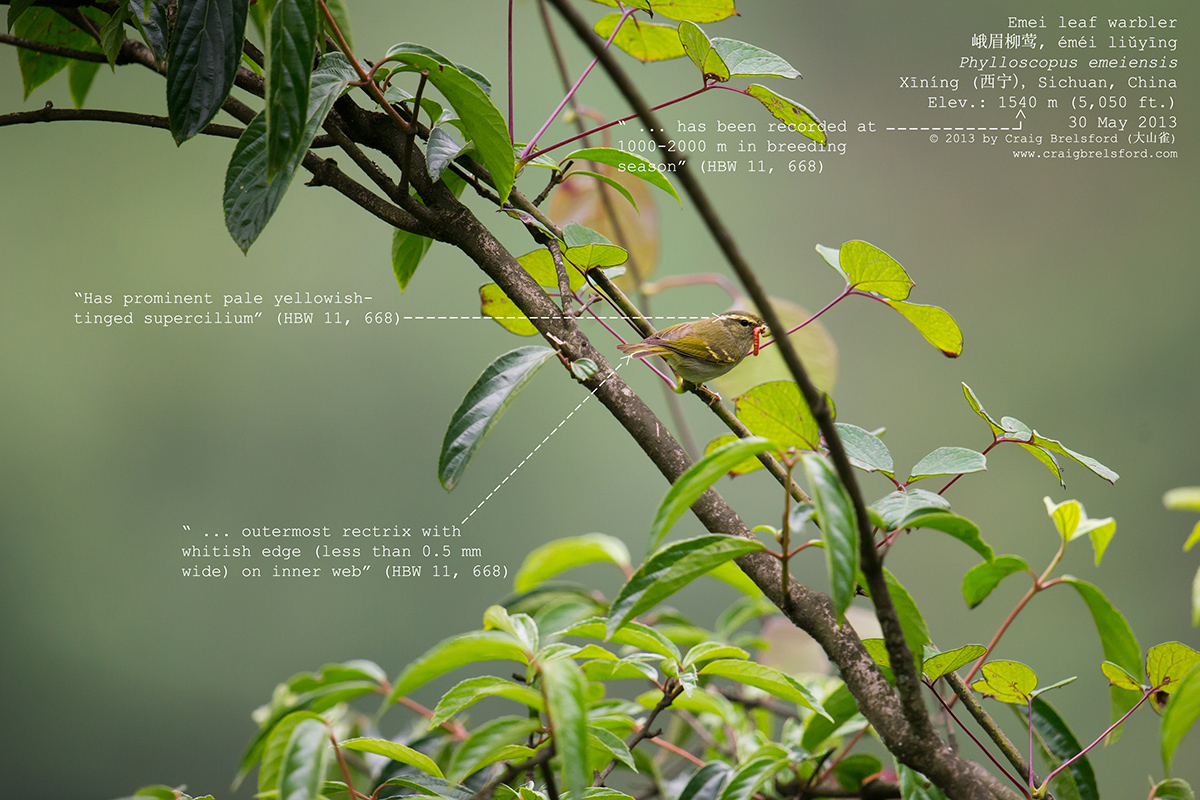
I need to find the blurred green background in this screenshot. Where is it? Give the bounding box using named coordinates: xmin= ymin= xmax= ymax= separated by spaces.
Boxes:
xmin=1 ymin=0 xmax=1197 ymax=796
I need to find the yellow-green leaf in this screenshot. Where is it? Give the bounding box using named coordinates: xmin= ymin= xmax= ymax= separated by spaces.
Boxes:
xmin=746 ymin=84 xmax=825 ymax=144
xmin=480 ymin=284 xmax=538 ymax=336
xmin=882 ymin=299 xmax=963 ymax=357
xmin=594 ymin=14 xmax=685 ymax=62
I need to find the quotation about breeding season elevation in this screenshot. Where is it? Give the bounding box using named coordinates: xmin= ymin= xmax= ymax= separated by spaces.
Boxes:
xmin=178 ymin=524 xmax=506 ymax=582
xmin=615 ymin=12 xmax=1183 ymax=170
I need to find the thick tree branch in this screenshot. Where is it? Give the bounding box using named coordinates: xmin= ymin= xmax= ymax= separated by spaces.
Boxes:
xmin=0 ymin=102 xmax=245 ymax=139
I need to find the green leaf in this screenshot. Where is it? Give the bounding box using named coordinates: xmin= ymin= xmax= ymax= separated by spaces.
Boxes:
xmin=589 ymin=0 xmax=735 ymax=22
xmin=1194 ymin=566 xmax=1200 ymax=628
xmin=588 ymin=726 xmax=636 ymax=772
xmin=1028 ymin=697 xmax=1100 ymax=800
xmin=386 ymin=630 xmax=530 ymax=705
xmin=1031 ymin=676 xmax=1078 ymax=698
xmin=1062 ymin=577 xmax=1142 ymax=741
xmin=608 ymin=534 xmax=765 ymax=637
xmin=878 ymin=569 xmax=931 ymax=668
xmin=1166 ymin=487 xmax=1200 ymax=512
xmin=871 ymin=487 xmax=950 ymax=530
xmin=321 ymin=0 xmax=352 ymax=50
xmin=711 ymin=38 xmax=799 ymax=79
xmin=1186 ymin=523 xmax=1200 ymax=553
xmin=677 ymin=21 xmax=729 ymax=81
xmin=560 ymin=148 xmax=681 ymax=204
xmin=678 ymin=762 xmax=732 ymax=800
xmin=340 ymin=738 xmax=443 ymax=778
xmin=260 ymin=711 xmax=324 ymax=795
xmin=565 ymin=170 xmax=640 ymax=213
xmin=517 ymin=248 xmax=584 ymax=292
xmin=962 ymin=555 xmax=1029 ymax=608
xmin=1147 ymin=642 xmax=1200 ymax=694
xmin=716 ymin=744 xmax=791 ymax=800
xmin=682 ymin=642 xmax=748 ymax=668
xmin=428 ymin=677 xmax=543 ymax=728
xmin=7 ymin=0 xmax=36 ymax=29
xmin=898 ymin=511 xmax=994 ymax=562
xmin=908 ymin=447 xmax=986 ymax=482
xmin=834 ymin=423 xmax=894 ymax=477
xmin=923 ymin=644 xmax=987 ymax=682
xmin=736 ymin=381 xmax=820 ymax=452
xmin=646 ymin=436 xmax=775 ymax=553
xmin=391 ymin=229 xmax=435 ymax=294
xmin=1028 ymin=430 xmax=1118 ymax=485
xmin=479 ymin=284 xmax=538 ymax=336
xmin=706 ymin=560 xmax=765 ymax=597
xmin=278 ymin=718 xmax=331 ymax=800
xmin=1163 ymin=662 xmax=1200 ymax=774
xmin=540 ymin=657 xmax=590 ymax=800
xmin=167 ymin=0 xmax=249 ymax=143
xmin=447 ymin=716 xmax=542 ymax=783
xmin=896 ymin=763 xmax=949 ymax=800
xmin=68 ymin=59 xmax=102 ymax=108
xmin=224 ymin=53 xmax=357 ymax=250
xmin=99 ymin=2 xmax=129 ymax=68
xmin=702 ymin=435 xmax=764 ymax=476
xmin=427 ymin=126 xmax=472 ymax=182
xmin=835 ymin=240 xmax=913 ymax=299
xmin=265 ymin=0 xmax=318 ymax=177
xmin=129 ymin=0 xmax=168 ymax=62
xmin=801 ymin=453 xmax=859 ymax=620
xmin=882 ymin=299 xmax=963 ymax=358
xmin=972 ymin=660 xmax=1038 ymax=704
xmin=746 ymin=84 xmax=825 ymax=144
xmin=833 ymin=754 xmax=883 ymax=792
xmin=515 ymin=534 xmax=631 ymax=591
xmin=383 ymin=45 xmax=513 ymax=202
xmin=14 ymin=9 xmax=96 ymax=98
xmin=557 ymin=617 xmax=681 ymax=661
xmin=438 ymin=346 xmax=556 ymax=491
xmin=700 ymin=657 xmax=830 ymax=714
xmin=800 ymin=682 xmax=859 ymax=751
xmin=1102 ymin=661 xmax=1144 ymax=692
xmin=1153 ymin=779 xmax=1196 ymax=800
xmin=962 ymin=383 xmax=1004 ymax=437
xmin=595 ymin=14 xmax=685 ymax=62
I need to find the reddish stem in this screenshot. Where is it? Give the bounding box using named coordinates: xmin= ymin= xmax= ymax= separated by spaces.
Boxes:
xmin=1038 ymin=688 xmax=1154 ymax=792
xmin=758 ymin=286 xmax=852 ymax=351
xmin=925 ymin=681 xmax=1029 ymax=797
xmin=507 ymin=0 xmax=515 ymax=142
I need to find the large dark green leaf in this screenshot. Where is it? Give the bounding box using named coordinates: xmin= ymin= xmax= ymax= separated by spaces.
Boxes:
xmin=540 ymin=657 xmax=590 ymax=800
xmin=167 ymin=0 xmax=249 ymax=143
xmin=224 ymin=53 xmax=357 ymax=250
xmin=646 ymin=436 xmax=775 ymax=553
xmin=1062 ymin=578 xmax=1142 ymax=741
xmin=716 ymin=744 xmax=790 ymax=800
xmin=1163 ymin=663 xmax=1200 ymax=774
xmin=446 ymin=716 xmax=542 ymax=784
xmin=607 ymin=535 xmax=764 ymax=637
xmin=278 ymin=718 xmax=331 ymax=800
xmin=382 ymin=44 xmax=513 ymax=203
xmin=7 ymin=0 xmax=36 ymax=29
xmin=801 ymin=453 xmax=858 ymax=620
xmin=265 ymin=0 xmax=318 ymax=176
xmin=1028 ymin=697 xmax=1100 ymax=800
xmin=14 ymin=8 xmax=96 ymax=98
xmin=438 ymin=346 xmax=556 ymax=491
xmin=678 ymin=762 xmax=732 ymax=800
xmin=800 ymin=682 xmax=858 ymax=750
xmin=128 ymin=0 xmax=169 ymax=62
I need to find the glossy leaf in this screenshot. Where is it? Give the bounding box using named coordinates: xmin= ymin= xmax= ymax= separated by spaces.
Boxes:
xmin=871 ymin=487 xmax=950 ymax=530
xmin=908 ymin=447 xmax=986 ymax=482
xmin=321 ymin=0 xmax=352 ymax=49
xmin=393 ymin=230 xmax=434 ymax=292
xmin=438 ymin=346 xmax=556 ymax=491
xmin=540 ymin=657 xmax=590 ymax=800
xmin=972 ymin=660 xmax=1037 ymax=704
xmin=515 ymin=533 xmax=631 ymax=591
xmin=678 ymin=762 xmax=732 ymax=800
xmin=800 ymin=682 xmax=858 ymax=751
xmin=260 ymin=711 xmax=324 ymax=795
xmin=746 ymin=84 xmax=825 ymax=144
xmin=716 ymin=744 xmax=791 ymax=800
xmin=682 ymin=642 xmax=748 ymax=668
xmin=646 ymin=436 xmax=775 ymax=553
xmin=1163 ymin=660 xmax=1200 ymax=773
xmin=678 ymin=21 xmax=729 ymax=81
xmin=224 ymin=54 xmax=357 ymax=250
xmin=265 ymin=0 xmax=317 ymax=176
xmin=447 ymin=716 xmax=542 ymax=783
xmin=1147 ymin=642 xmax=1200 ymax=695
xmin=833 ymin=240 xmax=914 ymax=299
xmin=167 ymin=0 xmax=249 ymax=143
xmin=340 ymin=737 xmax=444 ymax=778
xmin=802 ymin=453 xmax=858 ymax=620
xmin=833 ymin=754 xmax=883 ymax=792
xmin=278 ymin=718 xmax=331 ymax=800
xmin=704 ymin=435 xmax=765 ymax=477
xmin=923 ymin=644 xmax=987 ymax=682
xmin=699 ymin=659 xmax=825 ymax=714
xmin=835 ymin=422 xmax=893 ymax=476
xmin=595 ymin=14 xmax=685 ymax=62
xmin=1043 ymin=498 xmax=1116 ymax=564
xmin=735 ymin=381 xmax=819 ymax=452
xmin=962 ymin=555 xmax=1029 ymax=608
xmin=878 ymin=569 xmax=930 ymax=667
xmin=560 ymin=147 xmax=681 ymax=204
xmin=1028 ymin=697 xmax=1100 ymax=800
xmin=607 ymin=535 xmax=765 ymax=637
xmin=899 ymin=511 xmax=994 ymax=562
xmin=480 ymin=284 xmax=538 ymax=336
xmin=588 ymin=726 xmax=636 ymax=772
xmin=1063 ymin=577 xmax=1142 ymax=741
xmin=129 ymin=0 xmax=169 ymax=62
xmin=882 ymin=300 xmax=963 ymax=358
xmin=1028 ymin=430 xmax=1118 ymax=484
xmin=1152 ymin=779 xmax=1196 ymax=800
xmin=711 ymin=38 xmax=799 ymax=79
xmin=1101 ymin=661 xmax=1143 ymax=692
xmin=386 ymin=630 xmax=530 ymax=705
xmin=14 ymin=9 xmax=96 ymax=98
xmin=896 ymin=764 xmax=949 ymax=800
xmin=428 ymin=677 xmax=543 ymax=727
xmin=558 ymin=617 xmax=680 ymax=661
xmin=383 ymin=45 xmax=513 ymax=202
xmin=425 ymin=125 xmax=472 ymax=182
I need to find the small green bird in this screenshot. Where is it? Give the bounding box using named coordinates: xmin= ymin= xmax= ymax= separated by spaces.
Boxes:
xmin=617 ymin=310 xmax=766 ymax=391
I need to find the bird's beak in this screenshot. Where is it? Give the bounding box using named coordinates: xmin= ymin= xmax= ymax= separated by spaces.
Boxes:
xmin=752 ymin=326 xmax=763 ymax=356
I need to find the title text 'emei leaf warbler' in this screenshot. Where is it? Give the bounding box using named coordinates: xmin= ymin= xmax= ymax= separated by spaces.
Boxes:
xmin=617 ymin=310 xmax=766 ymax=392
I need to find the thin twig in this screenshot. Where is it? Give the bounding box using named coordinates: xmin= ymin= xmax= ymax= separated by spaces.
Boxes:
xmin=0 ymin=102 xmax=245 ymax=139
